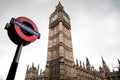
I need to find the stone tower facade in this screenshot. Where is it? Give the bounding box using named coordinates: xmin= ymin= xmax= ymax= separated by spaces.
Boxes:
xmin=44 ymin=2 xmax=76 ymax=80
xmin=24 ymin=2 xmax=120 ymax=80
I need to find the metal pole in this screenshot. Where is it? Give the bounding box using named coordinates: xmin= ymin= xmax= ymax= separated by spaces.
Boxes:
xmin=6 ymin=43 xmax=23 ymax=80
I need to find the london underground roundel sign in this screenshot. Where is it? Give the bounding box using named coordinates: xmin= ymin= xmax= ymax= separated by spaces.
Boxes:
xmin=13 ymin=17 xmax=40 ymax=42
xmin=5 ymin=17 xmax=40 ymax=46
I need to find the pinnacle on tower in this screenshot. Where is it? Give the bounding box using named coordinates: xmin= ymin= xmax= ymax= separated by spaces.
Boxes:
xmin=118 ymin=59 xmax=120 ymax=71
xmin=32 ymin=62 xmax=34 ymax=68
xmin=83 ymin=62 xmax=85 ymax=69
xmin=38 ymin=64 xmax=39 ymax=71
xmin=118 ymin=59 xmax=120 ymax=65
xmin=86 ymin=57 xmax=90 ymax=65
xmin=101 ymin=56 xmax=106 ymax=65
xmin=76 ymin=58 xmax=79 ymax=66
xmin=101 ymin=56 xmax=110 ymax=73
xmin=86 ymin=57 xmax=91 ymax=70
xmin=99 ymin=66 xmax=102 ymax=70
xmin=40 ymin=68 xmax=42 ymax=76
xmin=27 ymin=65 xmax=29 ymax=71
xmin=79 ymin=60 xmax=82 ymax=69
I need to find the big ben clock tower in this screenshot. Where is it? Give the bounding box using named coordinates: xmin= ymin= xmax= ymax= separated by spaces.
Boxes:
xmin=44 ymin=2 xmax=76 ymax=80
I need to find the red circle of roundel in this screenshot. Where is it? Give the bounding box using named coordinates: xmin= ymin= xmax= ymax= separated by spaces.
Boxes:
xmin=14 ymin=17 xmax=38 ymax=42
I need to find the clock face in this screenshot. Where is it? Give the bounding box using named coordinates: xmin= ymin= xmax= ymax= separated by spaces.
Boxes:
xmin=63 ymin=15 xmax=69 ymax=23
xmin=51 ymin=14 xmax=57 ymax=22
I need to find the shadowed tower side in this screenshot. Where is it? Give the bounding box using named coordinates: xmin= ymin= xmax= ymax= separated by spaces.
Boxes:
xmin=44 ymin=2 xmax=76 ymax=80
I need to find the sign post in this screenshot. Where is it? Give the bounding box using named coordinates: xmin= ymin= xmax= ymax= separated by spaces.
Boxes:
xmin=6 ymin=43 xmax=23 ymax=80
xmin=5 ymin=17 xmax=40 ymax=80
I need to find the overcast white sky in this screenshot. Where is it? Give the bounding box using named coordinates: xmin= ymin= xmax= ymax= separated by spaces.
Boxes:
xmin=0 ymin=0 xmax=120 ymax=80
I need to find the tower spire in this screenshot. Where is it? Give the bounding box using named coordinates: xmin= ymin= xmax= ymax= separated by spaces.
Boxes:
xmin=55 ymin=1 xmax=64 ymax=12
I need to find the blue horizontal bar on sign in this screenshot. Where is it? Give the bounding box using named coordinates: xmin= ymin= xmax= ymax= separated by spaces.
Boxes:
xmin=10 ymin=18 xmax=40 ymax=39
